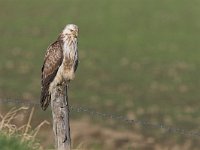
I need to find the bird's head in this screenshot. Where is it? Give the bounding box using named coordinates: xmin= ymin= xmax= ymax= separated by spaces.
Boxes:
xmin=60 ymin=24 xmax=79 ymax=43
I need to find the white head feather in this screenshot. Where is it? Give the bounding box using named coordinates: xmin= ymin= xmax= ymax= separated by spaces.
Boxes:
xmin=62 ymin=24 xmax=79 ymax=42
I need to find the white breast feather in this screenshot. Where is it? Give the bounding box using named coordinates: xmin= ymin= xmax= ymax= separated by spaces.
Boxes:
xmin=63 ymin=40 xmax=77 ymax=59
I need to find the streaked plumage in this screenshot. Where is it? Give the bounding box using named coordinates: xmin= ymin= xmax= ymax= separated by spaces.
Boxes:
xmin=40 ymin=24 xmax=79 ymax=110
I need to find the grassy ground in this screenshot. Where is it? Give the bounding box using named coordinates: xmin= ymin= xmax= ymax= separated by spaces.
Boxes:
xmin=0 ymin=0 xmax=200 ymax=149
xmin=0 ymin=107 xmax=45 ymax=150
xmin=0 ymin=133 xmax=37 ymax=150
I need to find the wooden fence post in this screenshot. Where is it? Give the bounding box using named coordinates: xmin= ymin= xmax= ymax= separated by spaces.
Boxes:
xmin=51 ymin=85 xmax=71 ymax=150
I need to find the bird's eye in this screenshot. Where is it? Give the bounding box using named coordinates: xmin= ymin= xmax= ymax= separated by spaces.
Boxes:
xmin=70 ymin=29 xmax=73 ymax=32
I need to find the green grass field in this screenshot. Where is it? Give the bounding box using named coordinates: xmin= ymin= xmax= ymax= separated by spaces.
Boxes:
xmin=0 ymin=133 xmax=36 ymax=150
xmin=0 ymin=0 xmax=200 ymax=149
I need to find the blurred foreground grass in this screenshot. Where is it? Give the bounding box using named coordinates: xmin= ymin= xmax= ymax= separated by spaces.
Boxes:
xmin=0 ymin=0 xmax=200 ymax=149
xmin=0 ymin=133 xmax=36 ymax=150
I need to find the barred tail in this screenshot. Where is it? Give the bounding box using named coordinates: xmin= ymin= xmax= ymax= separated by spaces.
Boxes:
xmin=40 ymin=87 xmax=51 ymax=111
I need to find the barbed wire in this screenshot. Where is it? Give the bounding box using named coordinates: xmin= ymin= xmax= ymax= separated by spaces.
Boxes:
xmin=0 ymin=98 xmax=200 ymax=138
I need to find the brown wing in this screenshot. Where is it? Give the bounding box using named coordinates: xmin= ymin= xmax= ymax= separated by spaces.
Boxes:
xmin=40 ymin=41 xmax=63 ymax=110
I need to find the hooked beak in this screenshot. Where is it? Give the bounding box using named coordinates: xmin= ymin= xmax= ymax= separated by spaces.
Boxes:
xmin=72 ymin=30 xmax=78 ymax=38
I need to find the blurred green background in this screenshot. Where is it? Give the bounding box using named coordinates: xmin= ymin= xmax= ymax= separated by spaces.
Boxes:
xmin=0 ymin=0 xmax=200 ymax=149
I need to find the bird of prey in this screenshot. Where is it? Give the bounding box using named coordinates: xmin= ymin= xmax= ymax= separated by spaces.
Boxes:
xmin=40 ymin=24 xmax=79 ymax=110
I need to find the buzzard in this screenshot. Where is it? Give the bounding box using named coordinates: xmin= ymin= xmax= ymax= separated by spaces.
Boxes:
xmin=40 ymin=24 xmax=79 ymax=110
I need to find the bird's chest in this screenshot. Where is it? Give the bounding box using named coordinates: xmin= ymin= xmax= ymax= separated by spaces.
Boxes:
xmin=58 ymin=61 xmax=74 ymax=82
xmin=59 ymin=57 xmax=74 ymax=81
xmin=63 ymin=42 xmax=76 ymax=58
xmin=61 ymin=45 xmax=76 ymax=80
